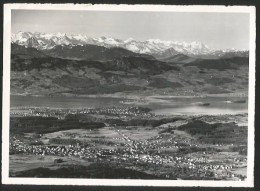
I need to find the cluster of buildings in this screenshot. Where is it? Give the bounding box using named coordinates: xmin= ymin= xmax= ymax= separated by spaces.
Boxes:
xmin=10 ymin=133 xmax=246 ymax=180
xmin=77 ymin=106 xmax=153 ymax=117
xmin=10 ymin=106 xmax=153 ymax=119
xmin=10 ymin=107 xmax=69 ymax=119
xmin=10 ymin=136 xmax=113 ymax=160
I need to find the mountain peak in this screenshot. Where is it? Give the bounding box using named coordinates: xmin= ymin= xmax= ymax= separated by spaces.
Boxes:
xmin=55 ymin=32 xmax=67 ymax=37
xmin=124 ymin=37 xmax=135 ymax=43
xmin=11 ymin=31 xmax=248 ymax=57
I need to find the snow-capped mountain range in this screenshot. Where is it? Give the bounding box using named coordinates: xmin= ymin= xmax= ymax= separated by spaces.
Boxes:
xmin=11 ymin=31 xmax=248 ymax=57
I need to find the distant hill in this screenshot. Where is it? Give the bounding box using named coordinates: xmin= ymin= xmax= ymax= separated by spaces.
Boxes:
xmin=152 ymin=48 xmax=180 ymax=59
xmin=10 ymin=45 xmax=249 ymax=96
xmin=41 ymin=44 xmax=154 ymax=61
xmin=185 ymin=57 xmax=249 ymax=70
xmin=188 ymin=50 xmax=249 ymax=59
xmin=220 ymin=51 xmax=249 ymax=59
xmin=159 ymin=54 xmax=197 ymax=64
xmin=11 ymin=43 xmax=48 ymax=59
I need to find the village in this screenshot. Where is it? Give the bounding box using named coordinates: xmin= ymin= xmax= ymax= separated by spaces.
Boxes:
xmin=10 ymin=106 xmax=155 ymax=119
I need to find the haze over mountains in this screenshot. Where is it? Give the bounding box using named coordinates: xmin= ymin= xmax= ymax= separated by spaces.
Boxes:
xmin=10 ymin=32 xmax=249 ymax=97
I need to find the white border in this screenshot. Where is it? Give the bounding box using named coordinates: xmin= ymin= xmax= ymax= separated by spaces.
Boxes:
xmin=2 ymin=4 xmax=256 ymax=187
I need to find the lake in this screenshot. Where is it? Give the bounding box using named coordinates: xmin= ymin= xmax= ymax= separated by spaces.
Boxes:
xmin=10 ymin=95 xmax=248 ymax=116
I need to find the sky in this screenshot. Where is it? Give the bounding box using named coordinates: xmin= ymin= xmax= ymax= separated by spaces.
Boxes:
xmin=11 ymin=10 xmax=250 ymax=50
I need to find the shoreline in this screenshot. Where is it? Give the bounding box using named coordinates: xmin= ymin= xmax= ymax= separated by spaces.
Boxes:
xmin=10 ymin=92 xmax=248 ymax=99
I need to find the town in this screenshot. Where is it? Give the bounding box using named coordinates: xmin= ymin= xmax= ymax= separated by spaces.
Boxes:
xmin=9 ymin=106 xmax=247 ymax=180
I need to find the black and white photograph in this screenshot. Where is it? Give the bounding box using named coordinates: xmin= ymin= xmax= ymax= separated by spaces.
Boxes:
xmin=2 ymin=4 xmax=256 ymax=187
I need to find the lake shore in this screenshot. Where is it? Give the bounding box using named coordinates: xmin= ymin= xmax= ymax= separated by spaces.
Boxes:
xmin=10 ymin=91 xmax=248 ymax=99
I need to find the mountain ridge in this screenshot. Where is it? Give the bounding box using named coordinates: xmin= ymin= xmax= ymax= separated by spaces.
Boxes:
xmin=10 ymin=44 xmax=249 ymax=97
xmin=11 ymin=43 xmax=155 ymax=62
xmin=12 ymin=31 xmax=249 ymax=59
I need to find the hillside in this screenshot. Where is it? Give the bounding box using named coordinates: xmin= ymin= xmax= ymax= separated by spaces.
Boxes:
xmin=41 ymin=44 xmax=154 ymax=61
xmin=159 ymin=54 xmax=197 ymax=64
xmin=12 ymin=43 xmax=154 ymax=61
xmin=11 ymin=43 xmax=49 ymax=59
xmin=10 ymin=44 xmax=249 ymax=96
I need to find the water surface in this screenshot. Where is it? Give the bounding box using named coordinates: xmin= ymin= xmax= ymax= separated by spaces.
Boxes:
xmin=10 ymin=95 xmax=248 ymax=116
